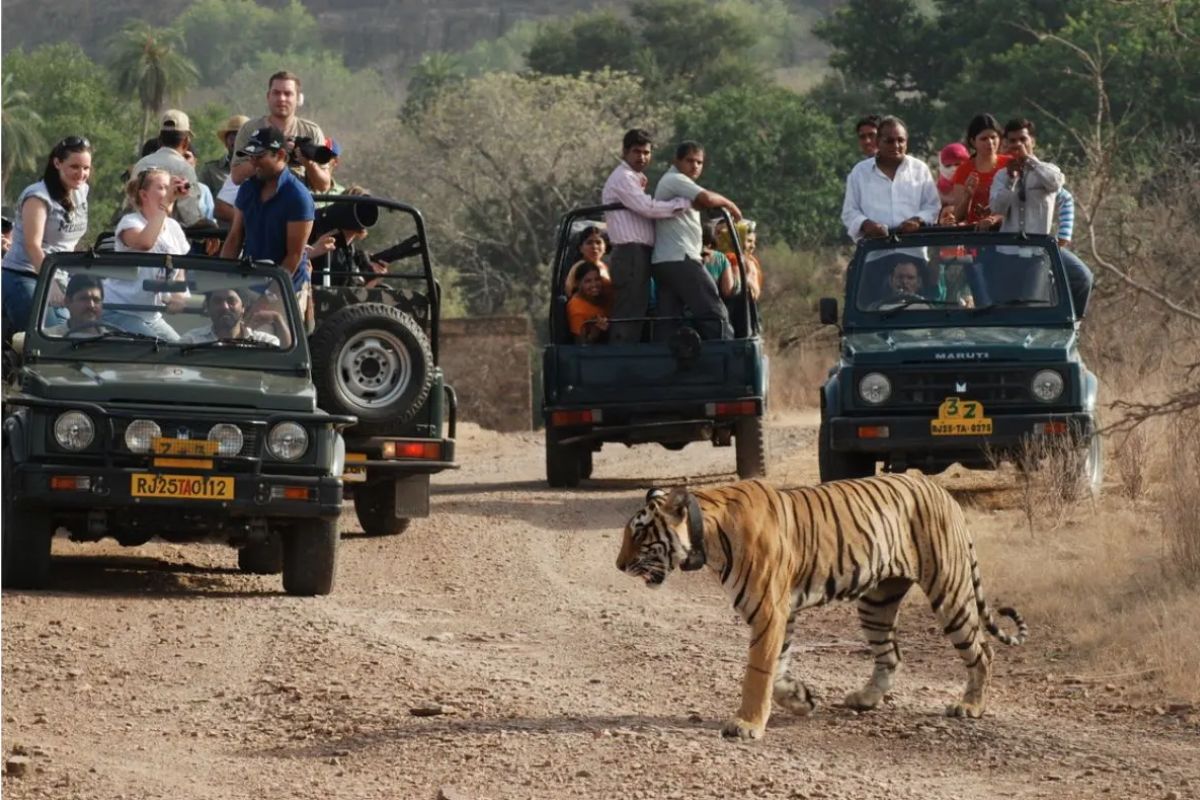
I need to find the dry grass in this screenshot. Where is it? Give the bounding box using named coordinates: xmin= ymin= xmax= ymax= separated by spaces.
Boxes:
xmin=1162 ymin=412 xmax=1200 ymax=580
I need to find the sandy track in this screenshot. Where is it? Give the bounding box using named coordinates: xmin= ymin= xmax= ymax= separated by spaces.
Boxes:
xmin=2 ymin=413 xmax=1196 ymax=800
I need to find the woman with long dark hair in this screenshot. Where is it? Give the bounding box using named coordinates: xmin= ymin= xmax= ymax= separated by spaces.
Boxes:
xmin=944 ymin=114 xmax=1011 ymax=228
xmin=1 ymin=136 xmax=92 ymax=337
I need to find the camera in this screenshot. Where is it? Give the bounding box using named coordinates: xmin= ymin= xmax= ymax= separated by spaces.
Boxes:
xmin=292 ymin=136 xmax=336 ymax=165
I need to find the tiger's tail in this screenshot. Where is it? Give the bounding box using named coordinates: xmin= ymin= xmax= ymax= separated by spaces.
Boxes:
xmin=957 ymin=503 xmax=1029 ymax=647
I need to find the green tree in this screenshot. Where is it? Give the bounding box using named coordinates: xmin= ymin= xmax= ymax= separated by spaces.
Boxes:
xmin=108 ymin=22 xmax=200 ymax=155
xmin=526 ymin=12 xmax=640 ymax=76
xmin=404 ymin=52 xmax=468 ymax=118
xmin=2 ymin=44 xmax=141 ymax=234
xmin=674 ymin=84 xmax=852 ymax=246
xmin=1 ymin=73 xmax=47 ymax=198
xmin=175 ymin=0 xmax=321 ymax=85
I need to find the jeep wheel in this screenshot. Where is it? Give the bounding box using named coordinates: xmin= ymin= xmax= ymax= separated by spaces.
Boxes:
xmin=310 ymin=303 xmax=434 ymax=435
xmin=282 ymin=517 xmax=339 ymax=596
xmin=580 ymin=449 xmax=594 ymax=480
xmin=818 ymin=421 xmax=875 ymax=482
xmin=1 ymin=444 xmax=54 ymax=589
xmin=546 ymin=435 xmax=582 ymax=488
xmin=353 ymin=479 xmax=412 ymax=537
xmin=237 ymin=532 xmax=283 ymax=574
xmin=735 ymin=417 xmax=768 ymax=479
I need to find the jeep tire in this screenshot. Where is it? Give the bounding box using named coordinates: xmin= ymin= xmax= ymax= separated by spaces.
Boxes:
xmin=310 ymin=303 xmax=434 ymax=435
xmin=237 ymin=532 xmax=283 ymax=574
xmin=353 ymin=479 xmax=412 ymax=537
xmin=1 ymin=444 xmax=54 ymax=589
xmin=546 ymin=434 xmax=582 ymax=488
xmin=818 ymin=421 xmax=875 ymax=482
xmin=735 ymin=417 xmax=768 ymax=479
xmin=282 ymin=517 xmax=339 ymax=596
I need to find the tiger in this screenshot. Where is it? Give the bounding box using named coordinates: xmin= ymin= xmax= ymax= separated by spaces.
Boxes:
xmin=615 ymin=473 xmax=1028 ymax=741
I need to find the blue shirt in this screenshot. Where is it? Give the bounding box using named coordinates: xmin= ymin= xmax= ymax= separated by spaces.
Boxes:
xmin=235 ymin=167 xmax=315 ymax=291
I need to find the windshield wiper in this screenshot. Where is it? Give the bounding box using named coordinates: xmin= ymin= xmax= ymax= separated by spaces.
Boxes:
xmin=971 ymin=298 xmax=1051 ymax=313
xmin=179 ymin=337 xmax=280 ymax=354
xmin=70 ymin=329 xmax=166 ymax=350
xmin=877 ymin=297 xmax=961 ymax=319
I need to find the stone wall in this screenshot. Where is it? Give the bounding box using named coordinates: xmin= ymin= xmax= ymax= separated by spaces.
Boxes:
xmin=438 ymin=316 xmax=534 ymax=432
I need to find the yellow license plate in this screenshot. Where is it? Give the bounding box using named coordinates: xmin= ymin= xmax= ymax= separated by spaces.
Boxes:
xmin=152 ymin=437 xmax=219 ymax=457
xmin=131 ymin=473 xmax=234 ymax=500
xmin=931 ymin=397 xmax=993 ymax=436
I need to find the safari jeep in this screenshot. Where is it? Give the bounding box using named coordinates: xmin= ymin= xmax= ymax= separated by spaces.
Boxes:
xmin=2 ymin=252 xmax=353 ymax=595
xmin=542 ymin=204 xmax=768 ymax=487
xmin=307 ymin=195 xmax=456 ymax=535
xmin=817 ymin=230 xmax=1101 ymax=493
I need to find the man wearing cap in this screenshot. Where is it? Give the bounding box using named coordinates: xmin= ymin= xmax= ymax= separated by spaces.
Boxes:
xmin=220 ymin=126 xmax=316 ymax=321
xmin=200 ymin=114 xmax=249 ymax=216
xmin=230 ymin=71 xmax=327 ymax=188
xmin=131 ymin=109 xmax=205 ymax=228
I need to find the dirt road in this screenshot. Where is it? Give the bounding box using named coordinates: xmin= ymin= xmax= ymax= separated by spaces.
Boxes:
xmin=2 ymin=412 xmax=1197 ymax=799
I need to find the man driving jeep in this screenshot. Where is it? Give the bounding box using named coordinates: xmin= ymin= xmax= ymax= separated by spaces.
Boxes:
xmin=44 ymin=274 xmax=105 ymax=337
xmin=179 ymin=287 xmax=286 ymax=347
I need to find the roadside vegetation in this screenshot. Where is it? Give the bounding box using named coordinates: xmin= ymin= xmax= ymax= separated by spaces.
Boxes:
xmin=2 ymin=0 xmax=1197 ymax=700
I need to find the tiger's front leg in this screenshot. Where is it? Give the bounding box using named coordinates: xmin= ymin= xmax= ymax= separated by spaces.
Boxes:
xmin=721 ymin=614 xmax=787 ymax=741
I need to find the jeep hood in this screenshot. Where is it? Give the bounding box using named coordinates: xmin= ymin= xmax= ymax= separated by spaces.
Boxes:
xmin=843 ymin=326 xmax=1076 ymax=363
xmin=23 ymin=362 xmax=316 ymax=412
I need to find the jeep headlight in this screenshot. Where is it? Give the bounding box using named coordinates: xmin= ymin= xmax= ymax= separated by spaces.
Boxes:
xmin=267 ymin=422 xmax=308 ymax=460
xmin=1031 ymin=370 xmax=1064 ymax=402
xmin=124 ymin=419 xmax=161 ymax=453
xmin=858 ymin=372 xmax=892 ymax=405
xmin=55 ymin=411 xmax=95 ymax=451
xmin=207 ymin=423 xmax=244 ymax=456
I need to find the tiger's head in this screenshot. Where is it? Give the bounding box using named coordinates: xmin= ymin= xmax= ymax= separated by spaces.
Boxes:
xmin=616 ymin=486 xmax=705 ymax=588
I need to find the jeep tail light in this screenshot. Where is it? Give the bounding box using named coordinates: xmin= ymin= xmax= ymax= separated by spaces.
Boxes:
xmin=706 ymin=401 xmax=757 ymax=417
xmin=50 ymin=476 xmax=91 ymax=491
xmin=550 ymin=409 xmax=602 ymax=427
xmin=1039 ymin=421 xmax=1068 ymax=435
xmin=857 ymin=426 xmax=890 ymax=439
xmin=382 ymin=441 xmax=441 ymax=460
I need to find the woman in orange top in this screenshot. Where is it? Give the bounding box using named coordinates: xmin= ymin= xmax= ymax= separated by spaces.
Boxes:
xmin=566 ymin=261 xmax=613 ymax=344
xmin=944 ymin=113 xmax=1011 ymax=229
xmin=563 ymin=225 xmax=611 ymax=296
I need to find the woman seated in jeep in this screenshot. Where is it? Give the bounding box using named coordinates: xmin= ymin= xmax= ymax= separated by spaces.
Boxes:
xmin=566 ymin=261 xmax=612 ymax=344
xmin=563 ymin=226 xmax=611 ymax=297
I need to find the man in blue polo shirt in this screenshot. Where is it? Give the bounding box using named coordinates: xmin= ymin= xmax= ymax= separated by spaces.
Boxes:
xmin=221 ymin=126 xmax=315 ymax=322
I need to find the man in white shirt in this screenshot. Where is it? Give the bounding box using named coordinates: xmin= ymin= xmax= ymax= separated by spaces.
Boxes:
xmin=651 ymin=141 xmax=743 ymax=341
xmin=840 ymin=116 xmax=941 ymax=304
xmin=600 ymin=129 xmax=693 ymax=344
xmin=179 ymin=288 xmax=282 ymax=346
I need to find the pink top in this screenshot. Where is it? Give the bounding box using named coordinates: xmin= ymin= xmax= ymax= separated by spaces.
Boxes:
xmin=601 ymin=161 xmax=691 ymax=246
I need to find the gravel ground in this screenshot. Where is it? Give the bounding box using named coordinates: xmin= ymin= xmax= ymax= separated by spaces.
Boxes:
xmin=2 ymin=412 xmax=1197 ymax=800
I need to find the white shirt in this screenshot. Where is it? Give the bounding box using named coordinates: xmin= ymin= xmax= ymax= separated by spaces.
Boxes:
xmin=216 ymin=175 xmax=239 ymax=207
xmin=841 ymin=155 xmax=941 ymax=241
xmin=114 ymin=212 xmax=191 ymax=255
xmin=178 ymin=324 xmax=280 ymax=345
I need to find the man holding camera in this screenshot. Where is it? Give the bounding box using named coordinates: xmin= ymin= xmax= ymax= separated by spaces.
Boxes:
xmin=220 ymin=126 xmax=315 ymax=321
xmin=230 ymin=71 xmax=328 ymax=189
xmin=131 ymin=110 xmax=205 ymax=228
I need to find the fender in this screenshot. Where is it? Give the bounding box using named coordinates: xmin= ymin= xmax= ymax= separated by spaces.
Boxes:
xmin=2 ymin=410 xmax=30 ymax=462
xmin=1082 ymin=369 xmax=1099 ymax=413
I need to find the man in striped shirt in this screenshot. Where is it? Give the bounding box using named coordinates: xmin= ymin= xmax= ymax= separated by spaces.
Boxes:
xmin=601 ymin=129 xmax=694 ymax=344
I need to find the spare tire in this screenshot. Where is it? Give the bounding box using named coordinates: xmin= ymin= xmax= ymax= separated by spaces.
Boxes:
xmin=310 ymin=303 xmax=434 ymax=434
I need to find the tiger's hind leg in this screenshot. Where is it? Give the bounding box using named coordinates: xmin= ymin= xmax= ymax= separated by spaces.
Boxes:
xmin=844 ymin=578 xmax=913 ymax=711
xmin=936 ymin=594 xmax=993 ymax=719
xmin=773 ymin=608 xmax=817 ymax=717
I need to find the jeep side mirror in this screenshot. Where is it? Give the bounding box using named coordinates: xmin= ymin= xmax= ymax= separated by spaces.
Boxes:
xmin=818 ymin=298 xmax=838 ymax=326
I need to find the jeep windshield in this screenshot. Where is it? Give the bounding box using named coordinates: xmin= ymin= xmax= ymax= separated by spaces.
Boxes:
xmin=36 ymin=258 xmax=299 ymax=355
xmin=850 ymin=236 xmax=1069 ymax=325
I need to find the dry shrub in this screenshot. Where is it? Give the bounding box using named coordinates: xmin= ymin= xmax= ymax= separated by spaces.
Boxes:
xmin=1162 ymin=412 xmax=1200 ymax=580
xmin=768 ymin=340 xmax=837 ymax=411
xmin=1113 ymin=427 xmax=1149 ymax=500
xmin=1007 ymin=432 xmax=1095 ymax=535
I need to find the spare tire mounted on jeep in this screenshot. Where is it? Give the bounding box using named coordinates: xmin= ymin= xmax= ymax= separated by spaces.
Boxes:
xmin=310 ymin=302 xmax=434 ymax=433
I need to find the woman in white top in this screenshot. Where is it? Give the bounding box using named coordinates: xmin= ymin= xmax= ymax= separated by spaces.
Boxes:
xmin=105 ymin=168 xmax=192 ymax=340
xmin=1 ymin=136 xmax=92 ymax=338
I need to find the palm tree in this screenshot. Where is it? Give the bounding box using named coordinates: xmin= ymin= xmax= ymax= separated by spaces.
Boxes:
xmin=107 ymin=22 xmax=199 ymax=154
xmin=1 ymin=73 xmax=47 ymax=200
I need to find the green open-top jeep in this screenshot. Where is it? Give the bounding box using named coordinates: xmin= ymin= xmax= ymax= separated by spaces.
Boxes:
xmin=3 ymin=252 xmax=353 ymax=594
xmin=817 ymin=230 xmax=1101 ymax=492
xmin=542 ymin=204 xmax=768 ymax=487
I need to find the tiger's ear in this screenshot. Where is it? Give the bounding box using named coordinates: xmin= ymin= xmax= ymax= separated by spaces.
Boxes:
xmin=662 ymin=486 xmax=690 ymax=521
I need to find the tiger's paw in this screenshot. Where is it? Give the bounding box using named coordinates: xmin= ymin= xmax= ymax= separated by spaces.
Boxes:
xmin=945 ymin=700 xmax=986 ymax=719
xmin=774 ymin=679 xmax=817 ymax=717
xmin=720 ymin=717 xmax=765 ymax=741
xmin=842 ymin=686 xmax=885 ymax=711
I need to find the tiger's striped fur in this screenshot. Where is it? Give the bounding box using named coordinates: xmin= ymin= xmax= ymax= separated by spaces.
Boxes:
xmin=615 ymin=473 xmax=1028 ymax=740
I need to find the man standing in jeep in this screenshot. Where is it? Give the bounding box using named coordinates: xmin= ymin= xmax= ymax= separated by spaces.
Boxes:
xmin=230 ymin=71 xmax=329 ymax=189
xmin=601 ymin=129 xmax=694 ymax=344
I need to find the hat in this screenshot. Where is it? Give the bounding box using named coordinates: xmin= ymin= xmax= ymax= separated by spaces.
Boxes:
xmin=323 ymin=137 xmax=342 ymax=157
xmin=939 ymin=142 xmax=969 ymax=166
xmin=160 ymin=109 xmax=191 ymax=134
xmin=237 ymin=126 xmax=286 ymax=157
xmin=218 ymin=114 xmax=250 ymax=140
